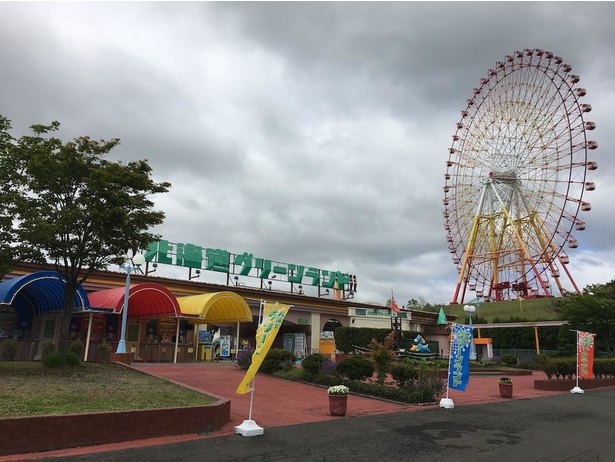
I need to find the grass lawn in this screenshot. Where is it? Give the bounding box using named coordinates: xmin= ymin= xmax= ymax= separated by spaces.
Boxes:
xmin=445 ymin=296 xmax=559 ymax=322
xmin=0 ymin=361 xmax=216 ymax=417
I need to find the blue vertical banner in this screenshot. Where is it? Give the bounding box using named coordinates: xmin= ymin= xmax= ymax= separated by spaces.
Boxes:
xmin=448 ymin=323 xmax=474 ymax=391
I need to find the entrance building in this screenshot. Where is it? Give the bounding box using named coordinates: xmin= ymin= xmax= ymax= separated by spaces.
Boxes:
xmin=0 ymin=262 xmax=451 ymax=361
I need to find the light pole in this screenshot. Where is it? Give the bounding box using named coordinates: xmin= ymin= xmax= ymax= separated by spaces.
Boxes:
xmin=463 ymin=304 xmax=477 ymax=360
xmin=116 ymin=253 xmax=146 ymax=354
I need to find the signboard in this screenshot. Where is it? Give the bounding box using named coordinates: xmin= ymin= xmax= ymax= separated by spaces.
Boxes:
xmin=144 ymin=239 xmax=356 ymax=289
xmin=198 ymin=330 xmax=212 ymax=344
xmin=283 ymin=333 xmax=295 ymax=352
xmin=294 ymin=333 xmax=307 ymax=357
xmin=220 ymin=337 xmax=231 ymax=357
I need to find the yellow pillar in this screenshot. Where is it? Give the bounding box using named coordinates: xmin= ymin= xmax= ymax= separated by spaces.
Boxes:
xmin=534 ymin=326 xmax=540 ymax=355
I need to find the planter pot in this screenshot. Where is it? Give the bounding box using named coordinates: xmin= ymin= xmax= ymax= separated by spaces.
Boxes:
xmin=499 ymin=383 xmax=513 ymax=398
xmin=328 ymin=394 xmax=348 ymax=416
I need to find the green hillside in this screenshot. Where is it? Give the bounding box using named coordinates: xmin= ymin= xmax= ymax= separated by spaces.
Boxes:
xmin=444 ymin=297 xmax=560 ymax=323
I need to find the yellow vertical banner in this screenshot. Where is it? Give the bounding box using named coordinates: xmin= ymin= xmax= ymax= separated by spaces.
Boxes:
xmin=236 ymin=302 xmax=290 ymax=394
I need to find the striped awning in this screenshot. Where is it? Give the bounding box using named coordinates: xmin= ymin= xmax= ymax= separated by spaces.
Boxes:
xmin=177 ymin=291 xmax=252 ymax=323
xmin=0 ymin=271 xmax=89 ymax=314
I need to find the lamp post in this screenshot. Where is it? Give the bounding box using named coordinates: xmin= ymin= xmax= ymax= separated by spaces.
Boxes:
xmin=116 ymin=253 xmax=145 ymax=354
xmin=463 ymin=304 xmax=477 ymax=360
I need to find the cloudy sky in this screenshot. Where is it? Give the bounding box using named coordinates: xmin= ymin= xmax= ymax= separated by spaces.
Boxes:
xmin=1 ymin=2 xmax=614 ymax=306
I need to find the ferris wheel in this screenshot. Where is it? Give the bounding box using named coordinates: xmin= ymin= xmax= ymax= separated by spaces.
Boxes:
xmin=444 ymin=49 xmax=598 ymax=304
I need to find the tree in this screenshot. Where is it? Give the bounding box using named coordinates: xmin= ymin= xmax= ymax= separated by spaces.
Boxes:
xmin=555 ymin=280 xmax=615 ymax=354
xmin=1 ymin=117 xmax=170 ymax=353
xmin=0 ymin=116 xmax=24 ymax=278
xmin=0 ymin=116 xmax=46 ymax=278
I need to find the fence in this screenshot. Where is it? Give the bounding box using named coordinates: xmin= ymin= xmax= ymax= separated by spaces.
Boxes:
xmin=492 ymin=348 xmax=558 ymax=362
xmin=0 ymin=339 xmax=200 ymax=363
xmin=493 ymin=348 xmax=615 ymax=361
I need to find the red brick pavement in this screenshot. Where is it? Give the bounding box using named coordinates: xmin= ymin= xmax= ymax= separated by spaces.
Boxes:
xmin=1 ymin=362 xmax=567 ymax=461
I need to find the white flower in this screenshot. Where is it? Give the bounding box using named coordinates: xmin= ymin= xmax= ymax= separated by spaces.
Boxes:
xmin=327 ymin=385 xmax=350 ymax=395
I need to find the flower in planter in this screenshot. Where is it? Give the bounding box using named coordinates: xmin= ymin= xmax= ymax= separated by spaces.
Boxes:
xmin=327 ymin=385 xmax=350 ymax=395
xmin=498 ymin=377 xmax=513 ymax=385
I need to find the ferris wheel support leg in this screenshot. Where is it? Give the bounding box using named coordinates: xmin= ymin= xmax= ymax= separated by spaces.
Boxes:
xmin=451 ymin=283 xmax=462 ymax=305
xmin=560 ymin=260 xmax=582 ymax=295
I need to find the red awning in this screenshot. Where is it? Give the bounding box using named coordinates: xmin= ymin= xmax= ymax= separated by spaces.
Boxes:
xmin=87 ymin=283 xmax=181 ymax=317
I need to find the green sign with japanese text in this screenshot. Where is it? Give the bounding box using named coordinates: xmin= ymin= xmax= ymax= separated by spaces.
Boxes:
xmin=144 ymin=240 xmax=354 ymax=289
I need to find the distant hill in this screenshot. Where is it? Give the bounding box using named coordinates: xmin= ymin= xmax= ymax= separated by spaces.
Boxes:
xmin=444 ymin=297 xmax=559 ymax=323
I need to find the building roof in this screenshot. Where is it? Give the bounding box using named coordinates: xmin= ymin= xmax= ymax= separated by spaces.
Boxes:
xmin=87 ymin=283 xmax=181 ymax=317
xmin=177 ymin=291 xmax=252 ymax=323
xmin=0 ymin=271 xmax=89 ymax=314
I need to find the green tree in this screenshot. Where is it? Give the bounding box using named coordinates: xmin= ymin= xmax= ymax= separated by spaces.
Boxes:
xmin=1 ymin=117 xmax=170 ymax=353
xmin=0 ymin=116 xmax=19 ymax=277
xmin=555 ymin=281 xmax=615 ymax=354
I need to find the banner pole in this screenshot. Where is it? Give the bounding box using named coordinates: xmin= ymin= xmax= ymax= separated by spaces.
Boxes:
xmin=235 ymin=299 xmax=266 ymax=436
xmin=440 ymin=323 xmax=455 ymax=409
xmin=570 ymin=329 xmax=584 ymax=394
xmin=247 ymin=299 xmax=265 ymax=421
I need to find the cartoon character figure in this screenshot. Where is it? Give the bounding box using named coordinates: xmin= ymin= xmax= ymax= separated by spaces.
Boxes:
xmin=412 ymin=334 xmax=431 ymax=353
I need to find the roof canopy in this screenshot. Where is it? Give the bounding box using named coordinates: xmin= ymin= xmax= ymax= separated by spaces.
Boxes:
xmin=88 ymin=283 xmax=181 ymax=317
xmin=177 ymin=291 xmax=253 ymax=323
xmin=0 ymin=271 xmax=89 ymax=314
xmin=87 ymin=284 xmax=251 ymax=323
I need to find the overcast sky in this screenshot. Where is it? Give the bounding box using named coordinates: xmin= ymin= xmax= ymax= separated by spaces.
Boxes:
xmin=1 ymin=2 xmax=614 ymax=306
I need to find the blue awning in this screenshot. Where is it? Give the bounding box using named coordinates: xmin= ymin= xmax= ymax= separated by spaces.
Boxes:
xmin=0 ymin=271 xmax=90 ymax=314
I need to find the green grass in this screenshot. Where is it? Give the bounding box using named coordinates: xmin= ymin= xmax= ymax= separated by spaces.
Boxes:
xmin=445 ymin=297 xmax=559 ymax=323
xmin=0 ymin=361 xmax=216 ymax=417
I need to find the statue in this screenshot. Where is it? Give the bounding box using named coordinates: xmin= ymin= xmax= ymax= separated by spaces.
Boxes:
xmin=410 ymin=334 xmax=431 ymax=353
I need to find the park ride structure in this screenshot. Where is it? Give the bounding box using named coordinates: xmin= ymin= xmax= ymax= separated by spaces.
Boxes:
xmin=444 ymin=49 xmax=598 ymax=304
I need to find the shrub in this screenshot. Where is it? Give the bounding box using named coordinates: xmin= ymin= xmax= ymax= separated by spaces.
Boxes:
xmin=1 ymin=339 xmax=17 ymax=361
xmin=320 ymin=359 xmax=337 ymax=375
xmin=554 ymin=357 xmax=575 ymax=379
xmin=42 ymin=351 xmax=81 ymax=368
xmin=235 ymin=344 xmax=254 ymax=370
xmin=542 ymin=358 xmax=555 ymax=380
xmin=595 ymin=359 xmax=615 ymax=378
xmin=301 ymin=353 xmax=327 ymax=376
xmin=405 ymin=374 xmax=446 ymax=403
xmin=390 ymin=362 xmax=418 ymax=387
xmin=501 ymin=354 xmax=518 ymax=366
xmin=97 ymin=340 xmax=111 ymax=362
xmin=539 ymin=356 xmax=577 ymax=379
xmin=369 ymin=332 xmax=395 ymax=385
xmin=42 ymin=342 xmax=56 ymax=358
xmin=535 ymin=353 xmax=553 ymax=368
xmin=70 ymin=339 xmax=84 ymax=358
xmin=337 ymin=354 xmax=374 ymax=381
xmin=260 ymin=348 xmax=296 ymax=374
xmin=518 ymin=359 xmax=538 ymax=370
xmin=334 ymin=327 xmax=398 ymax=354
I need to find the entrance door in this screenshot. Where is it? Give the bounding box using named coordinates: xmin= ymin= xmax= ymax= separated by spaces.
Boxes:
xmin=127 ymin=322 xmax=140 ymax=359
xmin=36 ymin=316 xmax=58 ymax=359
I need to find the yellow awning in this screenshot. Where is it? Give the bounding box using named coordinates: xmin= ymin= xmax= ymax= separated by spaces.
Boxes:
xmin=177 ymin=291 xmax=252 ymax=323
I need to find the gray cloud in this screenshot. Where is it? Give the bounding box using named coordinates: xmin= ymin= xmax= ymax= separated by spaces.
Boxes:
xmin=1 ymin=1 xmax=614 ymax=305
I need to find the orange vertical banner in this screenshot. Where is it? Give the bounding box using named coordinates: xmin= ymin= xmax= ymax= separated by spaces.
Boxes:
xmin=577 ymin=331 xmax=596 ymax=379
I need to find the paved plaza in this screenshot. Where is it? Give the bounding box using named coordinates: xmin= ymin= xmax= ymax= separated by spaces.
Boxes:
xmin=3 ymin=363 xmax=614 ymax=461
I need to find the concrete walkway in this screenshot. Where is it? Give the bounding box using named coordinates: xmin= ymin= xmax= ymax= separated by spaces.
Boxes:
xmin=0 ymin=362 xmax=567 ymax=461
